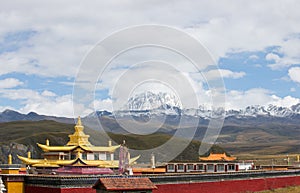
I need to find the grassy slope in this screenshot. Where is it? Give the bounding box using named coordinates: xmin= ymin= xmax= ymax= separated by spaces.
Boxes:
xmin=215 ymin=124 xmax=300 ymax=155
xmin=0 ymin=120 xmax=225 ymax=164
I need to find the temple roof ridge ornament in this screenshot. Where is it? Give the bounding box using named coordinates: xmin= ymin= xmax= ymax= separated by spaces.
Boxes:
xmin=67 ymin=116 xmax=92 ymax=146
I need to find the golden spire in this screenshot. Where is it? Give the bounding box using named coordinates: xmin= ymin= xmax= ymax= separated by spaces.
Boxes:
xmin=66 ymin=116 xmax=92 ymax=146
xmin=74 ymin=116 xmax=84 ymax=132
xmin=77 ymin=116 xmax=82 ymax=126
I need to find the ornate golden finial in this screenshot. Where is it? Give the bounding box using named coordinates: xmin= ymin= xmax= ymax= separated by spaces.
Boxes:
xmin=46 ymin=139 xmax=50 ymax=146
xmin=77 ymin=116 xmax=82 ymax=126
xmin=27 ymin=152 xmax=31 ymax=159
xmin=8 ymin=154 xmax=12 ymax=165
xmin=67 ymin=116 xmax=91 ymax=146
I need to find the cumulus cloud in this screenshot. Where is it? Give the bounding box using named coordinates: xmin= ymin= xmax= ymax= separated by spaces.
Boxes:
xmin=249 ymin=54 xmax=259 ymax=60
xmin=0 ymin=0 xmax=300 ymax=78
xmin=206 ymin=69 xmax=245 ymax=80
xmin=288 ymin=67 xmax=300 ymax=83
xmin=41 ymin=90 xmax=56 ymax=97
xmin=266 ymin=53 xmax=281 ymax=62
xmin=1 ymin=1 xmax=300 ymax=115
xmin=267 ymin=37 xmax=300 ymax=70
xmin=93 ymin=98 xmax=113 ymax=112
xmin=0 ymin=105 xmax=15 ymax=112
xmin=0 ymin=78 xmax=23 ymax=89
xmin=271 ymin=95 xmax=300 ymax=107
xmin=225 ymin=88 xmax=300 ymax=110
xmin=0 ymin=88 xmax=76 ymax=117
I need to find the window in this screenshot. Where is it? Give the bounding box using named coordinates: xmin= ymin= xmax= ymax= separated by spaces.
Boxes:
xmin=107 ymin=153 xmax=111 ymax=161
xmin=228 ymin=164 xmax=235 ymax=171
xmin=99 ymin=153 xmax=106 ymax=160
xmin=187 ymin=164 xmax=194 ymax=171
xmin=94 ymin=153 xmax=99 ymax=160
xmin=177 ymin=164 xmax=184 ymax=171
xmin=167 ymin=164 xmax=174 ymax=171
xmin=82 ymin=153 xmax=87 ymax=160
xmin=197 ymin=164 xmax=204 ymax=171
xmin=207 ymin=164 xmax=214 ymax=172
xmin=217 ymin=164 xmax=224 ymax=172
xmin=70 ymin=154 xmax=76 ymax=160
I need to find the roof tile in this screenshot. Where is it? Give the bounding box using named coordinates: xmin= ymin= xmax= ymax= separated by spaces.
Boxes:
xmin=94 ymin=177 xmax=157 ymax=190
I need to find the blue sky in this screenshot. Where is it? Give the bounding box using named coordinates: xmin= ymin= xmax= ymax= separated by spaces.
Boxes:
xmin=0 ymin=1 xmax=300 ymax=117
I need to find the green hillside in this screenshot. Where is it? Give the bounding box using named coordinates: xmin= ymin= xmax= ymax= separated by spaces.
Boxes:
xmin=0 ymin=120 xmax=225 ymax=164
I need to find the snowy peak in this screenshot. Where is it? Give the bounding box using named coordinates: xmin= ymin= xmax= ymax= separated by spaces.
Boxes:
xmin=127 ymin=91 xmax=181 ymax=111
xmin=291 ymin=103 xmax=300 ymax=113
xmin=122 ymin=92 xmax=300 ymax=118
xmin=233 ymin=104 xmax=295 ymax=118
xmin=265 ymin=104 xmax=294 ymax=117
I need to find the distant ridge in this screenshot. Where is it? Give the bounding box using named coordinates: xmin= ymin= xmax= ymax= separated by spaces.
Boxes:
xmin=0 ymin=109 xmax=73 ymax=124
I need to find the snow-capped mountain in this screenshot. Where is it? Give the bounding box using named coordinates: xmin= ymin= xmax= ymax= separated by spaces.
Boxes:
xmin=127 ymin=91 xmax=182 ymax=110
xmin=3 ymin=92 xmax=299 ymax=123
xmin=91 ymin=92 xmax=300 ymax=119
xmin=223 ymin=104 xmax=296 ymax=118
xmin=291 ymin=103 xmax=300 ymax=113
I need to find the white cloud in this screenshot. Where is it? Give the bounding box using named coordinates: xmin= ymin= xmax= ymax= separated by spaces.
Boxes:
xmin=288 ymin=67 xmax=300 ymax=83
xmin=93 ymin=98 xmax=113 ymax=112
xmin=267 ymin=37 xmax=300 ymax=70
xmin=1 ymin=1 xmax=300 ymax=115
xmin=0 ymin=106 xmax=15 ymax=112
xmin=0 ymin=78 xmax=23 ymax=89
xmin=271 ymin=95 xmax=300 ymax=107
xmin=249 ymin=54 xmax=259 ymax=60
xmin=225 ymin=88 xmax=300 ymax=110
xmin=0 ymin=88 xmax=76 ymax=117
xmin=20 ymin=94 xmax=75 ymax=117
xmin=266 ymin=53 xmax=280 ymax=62
xmin=0 ymin=1 xmax=300 ymax=78
xmin=206 ymin=69 xmax=246 ymax=80
xmin=41 ymin=90 xmax=56 ymax=97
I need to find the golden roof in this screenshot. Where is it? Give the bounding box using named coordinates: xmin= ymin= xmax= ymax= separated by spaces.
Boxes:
xmin=17 ymin=155 xmax=75 ymax=167
xmin=81 ymin=145 xmax=120 ymax=152
xmin=38 ymin=143 xmax=120 ymax=153
xmin=37 ymin=143 xmax=77 ymax=152
xmin=37 ymin=116 xmax=120 ymax=153
xmin=199 ymin=153 xmax=236 ymax=161
xmin=17 ymin=155 xmax=140 ymax=168
xmin=17 ymin=116 xmax=140 ymax=168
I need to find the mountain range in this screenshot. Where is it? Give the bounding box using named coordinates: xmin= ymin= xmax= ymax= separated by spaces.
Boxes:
xmin=1 ymin=92 xmax=300 ymax=157
xmin=1 ymin=91 xmax=300 ymax=123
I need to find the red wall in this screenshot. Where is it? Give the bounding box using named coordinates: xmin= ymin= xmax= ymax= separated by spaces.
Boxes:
xmin=26 ymin=176 xmax=300 ymax=193
xmin=153 ymin=176 xmax=300 ymax=193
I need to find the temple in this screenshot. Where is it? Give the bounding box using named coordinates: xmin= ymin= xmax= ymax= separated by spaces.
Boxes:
xmin=199 ymin=153 xmax=236 ymax=161
xmin=17 ymin=117 xmax=140 ymax=171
